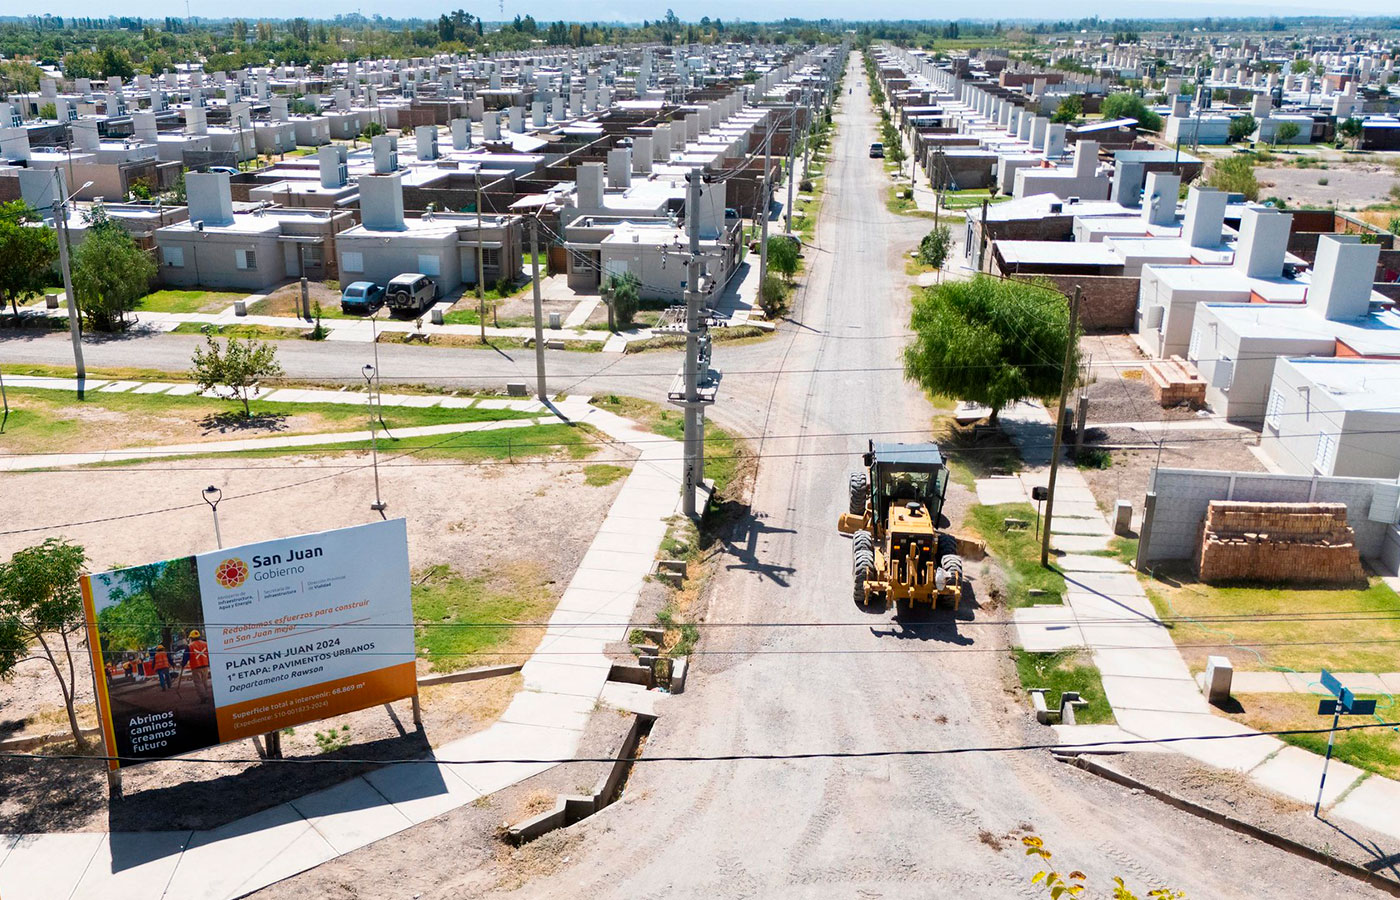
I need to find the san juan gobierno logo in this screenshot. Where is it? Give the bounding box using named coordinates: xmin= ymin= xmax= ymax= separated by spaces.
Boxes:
xmin=214 ymin=557 xmax=249 ymax=589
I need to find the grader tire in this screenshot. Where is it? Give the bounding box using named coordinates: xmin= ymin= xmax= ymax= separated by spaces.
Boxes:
xmin=848 ymin=472 xmax=870 ymax=515
xmin=852 ymin=529 xmax=874 ymax=556
xmin=937 ymin=532 xmax=959 ymax=562
xmin=852 ymin=548 xmax=875 ymax=605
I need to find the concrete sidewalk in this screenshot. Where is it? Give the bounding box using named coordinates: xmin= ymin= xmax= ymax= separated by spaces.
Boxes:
xmin=979 ymin=412 xmax=1400 ymax=840
xmin=0 ymin=399 xmax=684 ymax=900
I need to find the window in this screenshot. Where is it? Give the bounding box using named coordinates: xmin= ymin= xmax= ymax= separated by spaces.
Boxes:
xmin=481 ymin=248 xmax=500 ymax=271
xmin=1265 ymin=390 xmax=1284 ymax=432
xmin=416 ymin=253 xmax=441 ymax=277
xmin=342 ymin=251 xmax=364 ymax=273
xmin=1187 ymin=326 xmax=1201 ymax=363
xmin=235 ymin=249 xmax=257 ymax=270
xmin=162 ymin=246 xmax=184 ymax=267
xmin=1314 ymin=431 xmax=1337 ymax=474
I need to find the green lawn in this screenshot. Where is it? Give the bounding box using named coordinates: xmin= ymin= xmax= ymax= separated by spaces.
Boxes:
xmin=583 ymin=463 xmax=630 ymax=486
xmin=941 ymin=191 xmax=1011 ymax=211
xmin=591 ymin=394 xmax=747 ymax=500
xmin=1228 ymin=692 xmax=1400 ymax=780
xmin=1013 ymin=649 xmax=1115 ymax=725
xmin=135 ymin=290 xmax=246 ymax=314
xmin=412 ymin=564 xmax=557 ymax=673
xmin=1144 ymin=572 xmax=1400 ymax=674
xmin=965 ymin=503 xmax=1066 ymax=608
xmin=200 ymin=422 xmax=596 ymax=463
xmin=172 ymin=322 xmax=308 ymax=339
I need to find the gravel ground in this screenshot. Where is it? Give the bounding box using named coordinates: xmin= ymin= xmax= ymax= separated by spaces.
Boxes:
xmin=1257 ymin=161 xmax=1400 ymax=211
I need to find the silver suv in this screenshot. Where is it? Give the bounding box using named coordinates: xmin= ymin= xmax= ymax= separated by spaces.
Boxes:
xmin=385 ymin=273 xmax=436 ymax=317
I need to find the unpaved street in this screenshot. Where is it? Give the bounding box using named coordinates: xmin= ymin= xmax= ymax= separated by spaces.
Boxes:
xmin=249 ymin=54 xmax=1387 ymax=899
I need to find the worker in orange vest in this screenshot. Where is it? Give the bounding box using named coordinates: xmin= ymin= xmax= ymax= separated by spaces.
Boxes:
xmin=182 ymin=630 xmax=212 ymax=701
xmin=153 ymin=645 xmax=172 ymax=691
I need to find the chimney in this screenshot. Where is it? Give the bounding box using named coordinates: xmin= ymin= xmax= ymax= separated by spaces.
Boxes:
xmin=1030 ymin=115 xmax=1049 ymax=151
xmin=334 ymin=88 xmax=352 ymax=110
xmin=133 ymin=111 xmax=159 ymax=144
xmin=507 ymin=106 xmax=523 ymax=133
xmin=552 ymin=95 xmax=566 ymax=121
xmin=685 ymin=113 xmax=700 ymax=141
xmin=72 ymin=118 xmax=100 ymax=151
xmin=1233 ymin=208 xmax=1292 ymax=278
xmin=695 ymin=177 xmax=727 ymax=240
xmin=185 ymin=172 xmax=235 ymax=227
xmin=1308 ymin=235 xmax=1380 ymax=320
xmin=575 ymin=161 xmax=604 ymax=209
xmin=358 ymin=172 xmax=406 ymax=231
xmin=531 ymin=100 xmax=547 ymax=128
xmin=607 ymin=148 xmax=632 ymax=188
xmin=450 ymin=118 xmax=471 ymax=150
xmin=371 ymin=134 xmax=399 ymax=173
xmin=652 ymin=124 xmax=671 ymax=162
xmin=1250 ymin=93 xmax=1271 ymax=119
xmin=483 ymin=111 xmax=500 ymax=141
xmin=1073 ymin=140 xmax=1098 ymax=177
xmin=1044 ymin=123 xmax=1066 ymax=159
xmin=1111 ymin=160 xmax=1146 ymax=206
xmin=633 ymin=136 xmax=653 ymax=174
xmin=415 ymin=124 xmax=438 ymax=160
xmin=1182 ymin=187 xmax=1229 ymax=247
xmin=0 ymin=125 xmax=31 ymax=162
xmin=270 ymin=96 xmax=289 ymax=121
xmin=319 ymin=144 xmax=348 ymax=188
xmin=1141 ymin=171 xmax=1180 ymax=226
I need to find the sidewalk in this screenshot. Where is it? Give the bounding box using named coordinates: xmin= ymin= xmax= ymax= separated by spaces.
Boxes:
xmin=0 ymin=398 xmax=685 ymax=900
xmin=988 ymin=401 xmax=1400 ymax=842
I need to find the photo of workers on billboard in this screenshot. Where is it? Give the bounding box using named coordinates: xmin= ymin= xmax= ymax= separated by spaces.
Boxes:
xmin=85 ymin=555 xmax=219 ymax=761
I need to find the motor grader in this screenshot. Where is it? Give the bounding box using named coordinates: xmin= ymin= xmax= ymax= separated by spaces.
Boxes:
xmin=837 ymin=441 xmax=966 ymax=609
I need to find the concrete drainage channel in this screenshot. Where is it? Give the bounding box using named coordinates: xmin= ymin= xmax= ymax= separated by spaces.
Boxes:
xmin=505 ymin=713 xmax=657 ymax=844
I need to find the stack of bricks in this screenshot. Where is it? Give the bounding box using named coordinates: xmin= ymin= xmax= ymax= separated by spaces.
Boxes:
xmin=1197 ymin=501 xmax=1366 ymax=584
xmin=1145 ymin=356 xmax=1206 ymax=408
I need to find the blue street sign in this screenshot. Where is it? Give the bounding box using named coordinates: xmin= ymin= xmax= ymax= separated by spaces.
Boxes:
xmin=1318 ymin=699 xmax=1378 ymax=717
xmin=1319 ymin=669 xmax=1359 ymax=713
xmin=1320 ymin=668 xmax=1342 ymax=698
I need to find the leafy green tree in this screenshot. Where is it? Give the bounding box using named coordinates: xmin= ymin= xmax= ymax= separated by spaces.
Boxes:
xmin=1051 ymin=94 xmax=1082 ymax=125
xmin=1338 ymin=116 xmax=1364 ymax=149
xmin=1290 ymin=59 xmax=1312 ymax=74
xmin=70 ymin=205 xmax=156 ymax=331
xmin=603 ymin=272 xmax=640 ymax=329
xmin=361 ymin=121 xmax=386 ymax=139
xmin=903 ymin=275 xmax=1078 ymax=420
xmin=0 ymin=201 xmax=58 ymax=318
xmin=1274 ymin=121 xmax=1301 ymax=145
xmin=1100 ymin=92 xmax=1163 ymax=132
xmin=0 ymin=539 xmax=90 ymax=747
xmin=766 ymin=235 xmax=800 ymax=283
xmin=918 ymin=224 xmax=953 ymax=270
xmin=1207 ymin=156 xmax=1260 ymax=200
xmin=758 ymin=273 xmax=789 ymax=318
xmin=190 ymin=330 xmax=285 ymax=416
xmin=1228 ymin=114 xmax=1257 ymax=143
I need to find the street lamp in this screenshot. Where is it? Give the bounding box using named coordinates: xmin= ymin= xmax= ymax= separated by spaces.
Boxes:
xmin=52 ymin=176 xmax=94 ymax=398
xmin=202 ymin=486 xmax=223 ymax=549
xmin=364 ymin=365 xmax=387 ymax=516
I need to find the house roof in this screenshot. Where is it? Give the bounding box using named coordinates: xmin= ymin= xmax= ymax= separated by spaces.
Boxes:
xmin=1281 ymin=358 xmax=1400 ymax=412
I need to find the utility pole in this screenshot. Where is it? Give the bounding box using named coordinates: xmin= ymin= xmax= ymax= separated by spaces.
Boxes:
xmin=529 ymin=217 xmax=547 ymax=401
xmin=1040 ymin=285 xmax=1083 ymax=568
xmin=784 ymin=93 xmax=798 ymax=235
xmin=758 ymin=114 xmax=773 ymax=288
xmin=682 ymin=170 xmax=703 ymax=519
xmin=52 ymin=194 xmax=86 ymax=398
xmin=475 ymin=182 xmax=486 ymax=342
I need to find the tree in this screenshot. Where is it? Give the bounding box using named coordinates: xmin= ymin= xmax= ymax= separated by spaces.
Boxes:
xmin=758 ymin=273 xmax=789 ymax=318
xmin=1228 ymin=114 xmax=1257 ymax=143
xmin=190 ymin=330 xmax=285 ymax=416
xmin=903 ymin=275 xmax=1078 ymax=420
xmin=1051 ymin=94 xmax=1082 ymax=125
xmin=1290 ymin=58 xmax=1312 ymax=74
xmin=70 ymin=205 xmax=156 ymax=331
xmin=917 ymin=224 xmax=953 ymax=270
xmin=361 ymin=121 xmax=386 ymax=139
xmin=1099 ymin=92 xmax=1163 ymax=132
xmin=603 ymin=272 xmax=639 ymax=330
xmin=766 ymin=235 xmax=800 ymax=283
xmin=0 ymin=539 xmax=90 ymax=747
xmin=1206 ymin=156 xmax=1260 ymax=200
xmin=0 ymin=201 xmax=58 ymax=318
xmin=1274 ymin=121 xmax=1301 ymax=145
xmin=1338 ymin=116 xmax=1364 ymax=149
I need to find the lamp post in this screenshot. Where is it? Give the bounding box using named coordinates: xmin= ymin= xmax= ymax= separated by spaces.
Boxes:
xmin=202 ymin=486 xmax=223 ymax=548
xmin=364 ymin=365 xmax=387 ymax=516
xmin=53 ymin=175 xmax=93 ymax=397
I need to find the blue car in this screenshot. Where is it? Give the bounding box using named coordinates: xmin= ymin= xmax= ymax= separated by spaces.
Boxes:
xmin=340 ymin=281 xmax=385 ymax=315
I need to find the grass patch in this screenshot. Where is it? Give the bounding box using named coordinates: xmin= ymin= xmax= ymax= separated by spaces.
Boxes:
xmin=886 ymin=185 xmax=936 ymax=218
xmin=192 ymin=422 xmax=597 ymax=463
xmin=1075 ymin=447 xmax=1112 ymax=469
xmin=1012 ymin=649 xmax=1114 ymax=725
xmin=582 ymin=463 xmax=629 ymax=486
xmin=1226 ymin=692 xmax=1400 ymax=780
xmin=376 ymin=332 xmax=600 ymax=353
xmin=942 ymin=190 xmax=1010 ymax=211
xmin=1104 ymin=536 xmax=1138 ymax=566
xmin=966 ymin=503 xmax=1065 ymax=608
xmin=1143 ymin=567 xmax=1400 ymax=673
xmin=932 ymin=419 xmax=1023 ymax=491
xmin=245 ymin=294 xmax=360 ymax=320
xmin=412 ymin=563 xmax=555 ymax=673
xmin=1 ymin=362 xmax=185 ymax=382
xmin=172 ymin=322 xmax=308 ymax=340
xmin=135 ymin=290 xmax=245 ymax=314
xmin=621 ymin=324 xmax=771 ymax=353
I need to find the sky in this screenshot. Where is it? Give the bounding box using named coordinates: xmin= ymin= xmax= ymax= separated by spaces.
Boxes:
xmin=14 ymin=0 xmax=1395 ymax=20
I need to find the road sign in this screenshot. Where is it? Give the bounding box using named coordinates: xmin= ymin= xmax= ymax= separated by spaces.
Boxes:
xmin=1318 ymin=698 xmax=1378 ymax=717
xmin=1319 ymin=668 xmax=1342 ymax=697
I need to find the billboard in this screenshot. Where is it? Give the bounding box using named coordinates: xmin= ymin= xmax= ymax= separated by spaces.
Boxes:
xmin=81 ymin=519 xmax=416 ymax=769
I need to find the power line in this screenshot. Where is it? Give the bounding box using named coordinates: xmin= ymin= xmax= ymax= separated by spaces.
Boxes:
xmin=6 ymin=720 xmax=1398 ymax=768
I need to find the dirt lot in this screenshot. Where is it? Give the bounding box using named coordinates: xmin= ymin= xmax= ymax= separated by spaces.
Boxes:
xmin=246 ymin=281 xmax=348 ymax=319
xmin=1257 ymin=159 xmax=1400 ymax=211
xmin=0 ymin=450 xmax=632 ymax=832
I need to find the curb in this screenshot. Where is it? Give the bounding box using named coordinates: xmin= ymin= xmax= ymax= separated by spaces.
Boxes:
xmin=1056 ymin=752 xmax=1400 ymax=897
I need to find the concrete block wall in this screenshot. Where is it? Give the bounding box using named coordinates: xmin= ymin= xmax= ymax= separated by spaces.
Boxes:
xmin=1142 ymin=468 xmax=1400 ymax=570
xmin=1028 ymin=273 xmax=1140 ymax=331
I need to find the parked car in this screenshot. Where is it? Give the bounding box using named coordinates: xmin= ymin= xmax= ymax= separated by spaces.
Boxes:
xmin=385 ymin=273 xmax=436 ymax=317
xmin=207 ymin=166 xmax=240 ymax=176
xmin=339 ymin=281 xmax=385 ymax=315
xmin=868 ymin=142 xmax=885 ymax=158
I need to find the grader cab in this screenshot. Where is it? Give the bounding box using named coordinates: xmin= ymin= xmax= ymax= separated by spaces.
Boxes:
xmin=837 ymin=441 xmax=965 ymax=609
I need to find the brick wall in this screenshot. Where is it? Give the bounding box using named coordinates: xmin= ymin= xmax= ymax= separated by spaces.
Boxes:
xmin=1026 ymin=273 xmax=1141 ymax=331
xmin=1196 ymin=501 xmax=1366 ymax=583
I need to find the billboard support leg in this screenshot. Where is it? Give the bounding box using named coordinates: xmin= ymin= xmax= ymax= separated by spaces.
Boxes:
xmin=411 ymin=694 xmax=423 ymax=730
xmin=107 ymin=769 xmax=122 ymax=800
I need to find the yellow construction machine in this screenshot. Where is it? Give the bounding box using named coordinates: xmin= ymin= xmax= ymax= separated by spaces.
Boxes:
xmin=837 ymin=441 xmax=966 ymax=609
